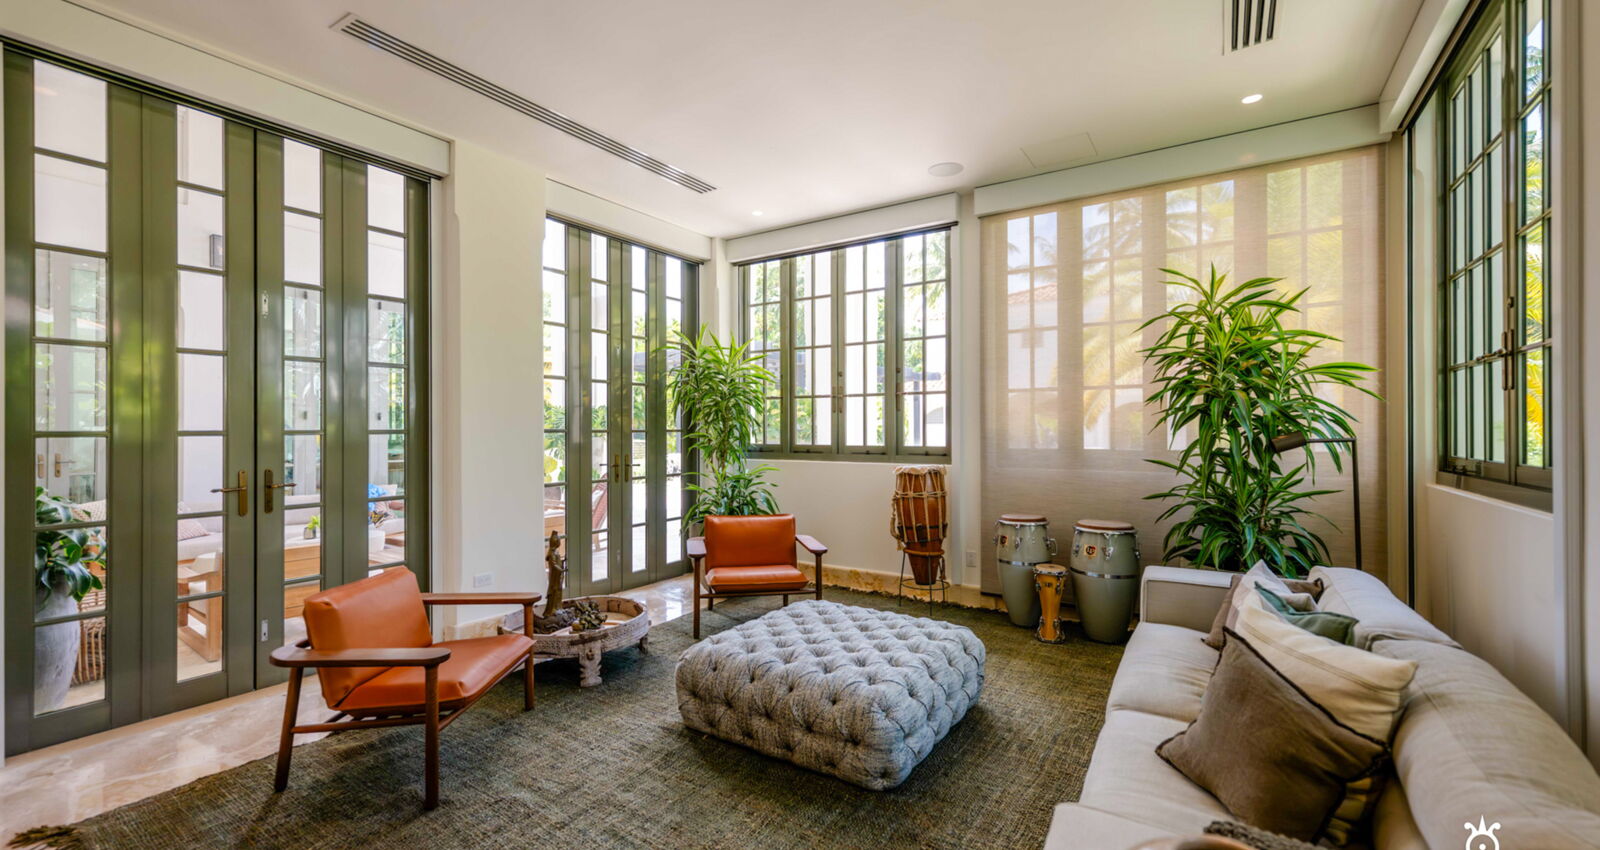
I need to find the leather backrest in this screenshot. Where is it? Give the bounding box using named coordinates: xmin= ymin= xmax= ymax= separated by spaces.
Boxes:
xmin=703 ymin=514 xmax=796 ymax=569
xmin=303 ymin=567 xmax=433 ymax=707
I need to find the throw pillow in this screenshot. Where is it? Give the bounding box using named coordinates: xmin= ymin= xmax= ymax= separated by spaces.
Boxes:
xmin=1234 ymin=593 xmax=1418 ymax=844
xmin=1203 ymin=561 xmax=1323 ymax=649
xmin=176 ymin=502 xmax=210 ymax=541
xmin=1255 ymin=586 xmax=1358 ymax=645
xmin=1156 ymin=633 xmax=1389 ymax=843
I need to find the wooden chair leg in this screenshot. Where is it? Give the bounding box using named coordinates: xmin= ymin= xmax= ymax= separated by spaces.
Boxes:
xmin=782 ymin=594 xmax=789 ymax=607
xmin=423 ymin=666 xmax=440 ymax=810
xmin=273 ymin=668 xmax=303 ymax=792
xmin=522 ymin=603 xmax=535 ymax=710
xmin=815 ymin=554 xmax=824 ymax=600
xmin=693 ymin=583 xmax=702 ymax=640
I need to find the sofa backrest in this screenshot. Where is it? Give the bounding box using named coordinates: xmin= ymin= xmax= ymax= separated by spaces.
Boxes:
xmin=1373 ymin=638 xmax=1600 ymax=850
xmin=1310 ymin=566 xmax=1458 ymax=649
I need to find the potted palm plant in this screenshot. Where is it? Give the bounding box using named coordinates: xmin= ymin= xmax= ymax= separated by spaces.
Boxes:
xmin=34 ymin=487 xmax=106 ymax=712
xmin=1142 ymin=267 xmax=1376 ymax=577
xmin=666 ymin=327 xmax=779 ymax=532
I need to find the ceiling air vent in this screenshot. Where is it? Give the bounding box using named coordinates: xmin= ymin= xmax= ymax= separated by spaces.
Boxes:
xmin=335 ymin=15 xmax=717 ymax=194
xmin=1226 ymin=0 xmax=1279 ymax=52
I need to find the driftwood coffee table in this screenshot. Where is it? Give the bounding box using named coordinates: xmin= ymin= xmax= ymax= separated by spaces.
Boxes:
xmin=506 ymin=596 xmax=650 ymax=687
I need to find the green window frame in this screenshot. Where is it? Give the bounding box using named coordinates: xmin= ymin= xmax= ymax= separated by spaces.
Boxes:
xmin=1436 ymin=0 xmax=1552 ymax=497
xmin=740 ymin=228 xmax=952 ymax=462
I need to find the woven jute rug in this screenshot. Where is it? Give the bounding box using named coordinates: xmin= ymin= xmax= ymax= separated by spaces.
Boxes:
xmin=11 ymin=588 xmax=1122 ymax=850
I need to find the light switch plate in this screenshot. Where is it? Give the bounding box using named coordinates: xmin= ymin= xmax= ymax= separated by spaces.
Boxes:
xmin=472 ymin=573 xmax=493 ymax=588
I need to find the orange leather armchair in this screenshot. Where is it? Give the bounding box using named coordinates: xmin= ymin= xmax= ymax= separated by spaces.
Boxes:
xmin=268 ymin=567 xmax=539 ymax=810
xmin=687 ymin=514 xmax=827 ymax=639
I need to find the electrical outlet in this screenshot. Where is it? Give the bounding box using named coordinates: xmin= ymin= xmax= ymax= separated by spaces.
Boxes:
xmin=964 ymin=550 xmax=977 ymax=569
xmin=472 ymin=572 xmax=493 ymax=588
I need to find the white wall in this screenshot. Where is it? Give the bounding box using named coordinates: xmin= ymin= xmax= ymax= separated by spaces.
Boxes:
xmin=1418 ymin=486 xmax=1563 ymax=713
xmin=1578 ymin=0 xmax=1599 ymax=762
xmin=432 ymin=141 xmax=548 ymax=631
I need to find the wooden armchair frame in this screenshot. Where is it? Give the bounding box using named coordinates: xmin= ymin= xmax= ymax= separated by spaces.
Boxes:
xmin=268 ymin=591 xmax=540 ymax=810
xmin=688 ymin=533 xmax=828 ymax=639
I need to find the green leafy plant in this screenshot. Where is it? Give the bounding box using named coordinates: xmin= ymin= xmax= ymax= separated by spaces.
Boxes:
xmin=34 ymin=487 xmax=105 ymax=608
xmin=1142 ymin=267 xmax=1377 ymax=577
xmin=666 ymin=327 xmax=779 ymax=529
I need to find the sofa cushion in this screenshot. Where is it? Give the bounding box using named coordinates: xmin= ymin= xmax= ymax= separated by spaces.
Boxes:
xmin=1043 ymin=803 xmax=1179 ymax=850
xmin=1107 ymin=623 xmax=1218 ymax=723
xmin=1373 ymin=639 xmax=1600 ymax=850
xmin=1310 ymin=567 xmax=1458 ymax=649
xmin=1371 ymin=780 xmax=1428 ymax=850
xmin=1157 ymin=635 xmax=1389 ymax=844
xmin=1080 ymin=709 xmax=1228 ymax=833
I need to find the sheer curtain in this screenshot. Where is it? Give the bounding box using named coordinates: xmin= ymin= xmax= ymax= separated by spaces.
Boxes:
xmin=979 ymin=146 xmax=1386 ymax=592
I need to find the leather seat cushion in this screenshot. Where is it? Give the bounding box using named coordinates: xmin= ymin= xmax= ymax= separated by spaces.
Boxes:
xmin=705 ymin=564 xmax=809 ymax=593
xmin=703 ymin=514 xmax=796 ymax=569
xmin=336 ymin=634 xmax=534 ymax=713
xmin=303 ymin=567 xmax=433 ymax=706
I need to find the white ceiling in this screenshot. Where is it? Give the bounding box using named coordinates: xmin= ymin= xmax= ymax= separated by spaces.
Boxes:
xmin=94 ymin=0 xmax=1422 ymax=238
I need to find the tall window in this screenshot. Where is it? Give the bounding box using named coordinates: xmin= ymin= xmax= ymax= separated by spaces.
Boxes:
xmin=979 ymin=148 xmax=1384 ymax=587
xmin=740 ymin=228 xmax=950 ymax=460
xmin=1437 ymin=0 xmax=1552 ymax=492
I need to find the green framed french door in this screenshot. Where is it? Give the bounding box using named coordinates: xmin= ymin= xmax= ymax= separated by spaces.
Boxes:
xmin=3 ymin=50 xmax=430 ymax=754
xmin=541 ymin=219 xmax=694 ymax=597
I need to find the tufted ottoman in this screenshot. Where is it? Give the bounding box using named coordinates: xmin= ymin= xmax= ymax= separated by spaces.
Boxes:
xmin=675 ymin=600 xmax=986 ymax=790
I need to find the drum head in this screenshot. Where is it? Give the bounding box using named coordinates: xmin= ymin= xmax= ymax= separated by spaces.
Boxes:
xmin=999 ymin=513 xmax=1047 ymax=525
xmin=1032 ymin=563 xmax=1067 ymax=577
xmin=1075 ymin=518 xmax=1135 ymax=532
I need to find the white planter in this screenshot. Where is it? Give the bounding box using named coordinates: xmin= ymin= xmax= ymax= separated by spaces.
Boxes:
xmin=33 ymin=589 xmax=81 ymax=714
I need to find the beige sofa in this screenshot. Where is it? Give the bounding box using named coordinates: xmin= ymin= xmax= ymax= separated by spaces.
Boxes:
xmin=1045 ymin=566 xmax=1600 ymax=849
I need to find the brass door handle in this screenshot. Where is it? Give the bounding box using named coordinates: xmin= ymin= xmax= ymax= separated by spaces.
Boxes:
xmin=262 ymin=468 xmax=296 ymax=513
xmin=211 ymin=470 xmax=249 ymax=516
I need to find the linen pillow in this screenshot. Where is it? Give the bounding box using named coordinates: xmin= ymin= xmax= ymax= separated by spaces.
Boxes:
xmin=1156 ymin=633 xmax=1389 ymax=843
xmin=176 ymin=501 xmax=210 ymax=541
xmin=1255 ymin=586 xmax=1357 ymax=645
xmin=1234 ymin=593 xmax=1418 ymax=844
xmin=1203 ymin=562 xmax=1322 ymax=649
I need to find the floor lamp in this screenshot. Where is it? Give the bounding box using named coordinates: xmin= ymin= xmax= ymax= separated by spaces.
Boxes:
xmin=1268 ymin=433 xmax=1362 ymax=572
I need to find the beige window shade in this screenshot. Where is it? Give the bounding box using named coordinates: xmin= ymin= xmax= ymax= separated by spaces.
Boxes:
xmin=979 ymin=146 xmax=1386 ymax=593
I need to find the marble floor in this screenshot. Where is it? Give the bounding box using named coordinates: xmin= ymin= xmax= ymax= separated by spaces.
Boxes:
xmin=0 ymin=574 xmax=698 ymax=841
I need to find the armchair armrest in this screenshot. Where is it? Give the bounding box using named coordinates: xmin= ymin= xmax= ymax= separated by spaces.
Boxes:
xmin=268 ymin=645 xmax=451 ymax=669
xmin=796 ymin=534 xmax=828 ymax=555
xmin=686 ymin=536 xmax=706 ymax=559
xmin=420 ymin=592 xmax=541 ymax=606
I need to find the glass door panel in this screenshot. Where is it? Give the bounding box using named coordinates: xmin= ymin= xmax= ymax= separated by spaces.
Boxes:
xmin=545 ymin=220 xmax=696 ymax=596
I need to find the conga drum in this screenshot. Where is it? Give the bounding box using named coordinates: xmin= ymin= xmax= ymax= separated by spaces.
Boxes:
xmin=994 ymin=514 xmax=1056 ymax=627
xmin=1069 ymin=519 xmax=1141 ymax=643
xmin=1032 ymin=564 xmax=1069 ymax=643
xmin=891 ymin=466 xmax=949 ymax=585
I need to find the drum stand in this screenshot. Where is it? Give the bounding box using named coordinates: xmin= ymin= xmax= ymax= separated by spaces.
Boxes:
xmin=897 ymin=552 xmax=950 ymax=617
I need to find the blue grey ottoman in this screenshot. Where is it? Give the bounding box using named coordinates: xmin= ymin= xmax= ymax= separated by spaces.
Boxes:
xmin=675 ymin=599 xmax=986 ymax=789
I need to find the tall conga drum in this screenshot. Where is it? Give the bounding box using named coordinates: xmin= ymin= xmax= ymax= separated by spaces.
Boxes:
xmin=1069 ymin=519 xmax=1140 ymax=643
xmin=891 ymin=466 xmax=949 ymax=585
xmin=994 ymin=514 xmax=1056 ymax=627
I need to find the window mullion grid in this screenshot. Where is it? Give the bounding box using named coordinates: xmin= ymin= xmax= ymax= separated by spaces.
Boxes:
xmin=885 ymin=239 xmax=903 ymax=458
xmin=831 ymin=250 xmax=847 ymax=453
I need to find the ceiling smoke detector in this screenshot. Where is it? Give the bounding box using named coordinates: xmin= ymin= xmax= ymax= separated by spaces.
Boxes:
xmin=928 ymin=162 xmax=964 ymax=178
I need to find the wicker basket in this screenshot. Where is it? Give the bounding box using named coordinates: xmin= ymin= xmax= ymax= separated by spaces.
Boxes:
xmin=72 ymin=589 xmax=107 ymax=685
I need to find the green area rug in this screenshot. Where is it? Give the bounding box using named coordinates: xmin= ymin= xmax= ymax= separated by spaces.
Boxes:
xmin=14 ymin=589 xmax=1122 ymax=850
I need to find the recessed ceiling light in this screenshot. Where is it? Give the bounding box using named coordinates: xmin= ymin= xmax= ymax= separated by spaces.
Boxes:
xmin=928 ymin=162 xmax=964 ymax=178
xmin=751 ymin=210 xmax=764 ymax=217
xmin=1241 ymin=93 xmax=1264 ymax=104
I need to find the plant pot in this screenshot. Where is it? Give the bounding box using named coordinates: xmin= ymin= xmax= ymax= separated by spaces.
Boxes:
xmin=33 ymin=588 xmax=81 ymax=714
xmin=303 ymin=527 xmax=317 ymax=540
